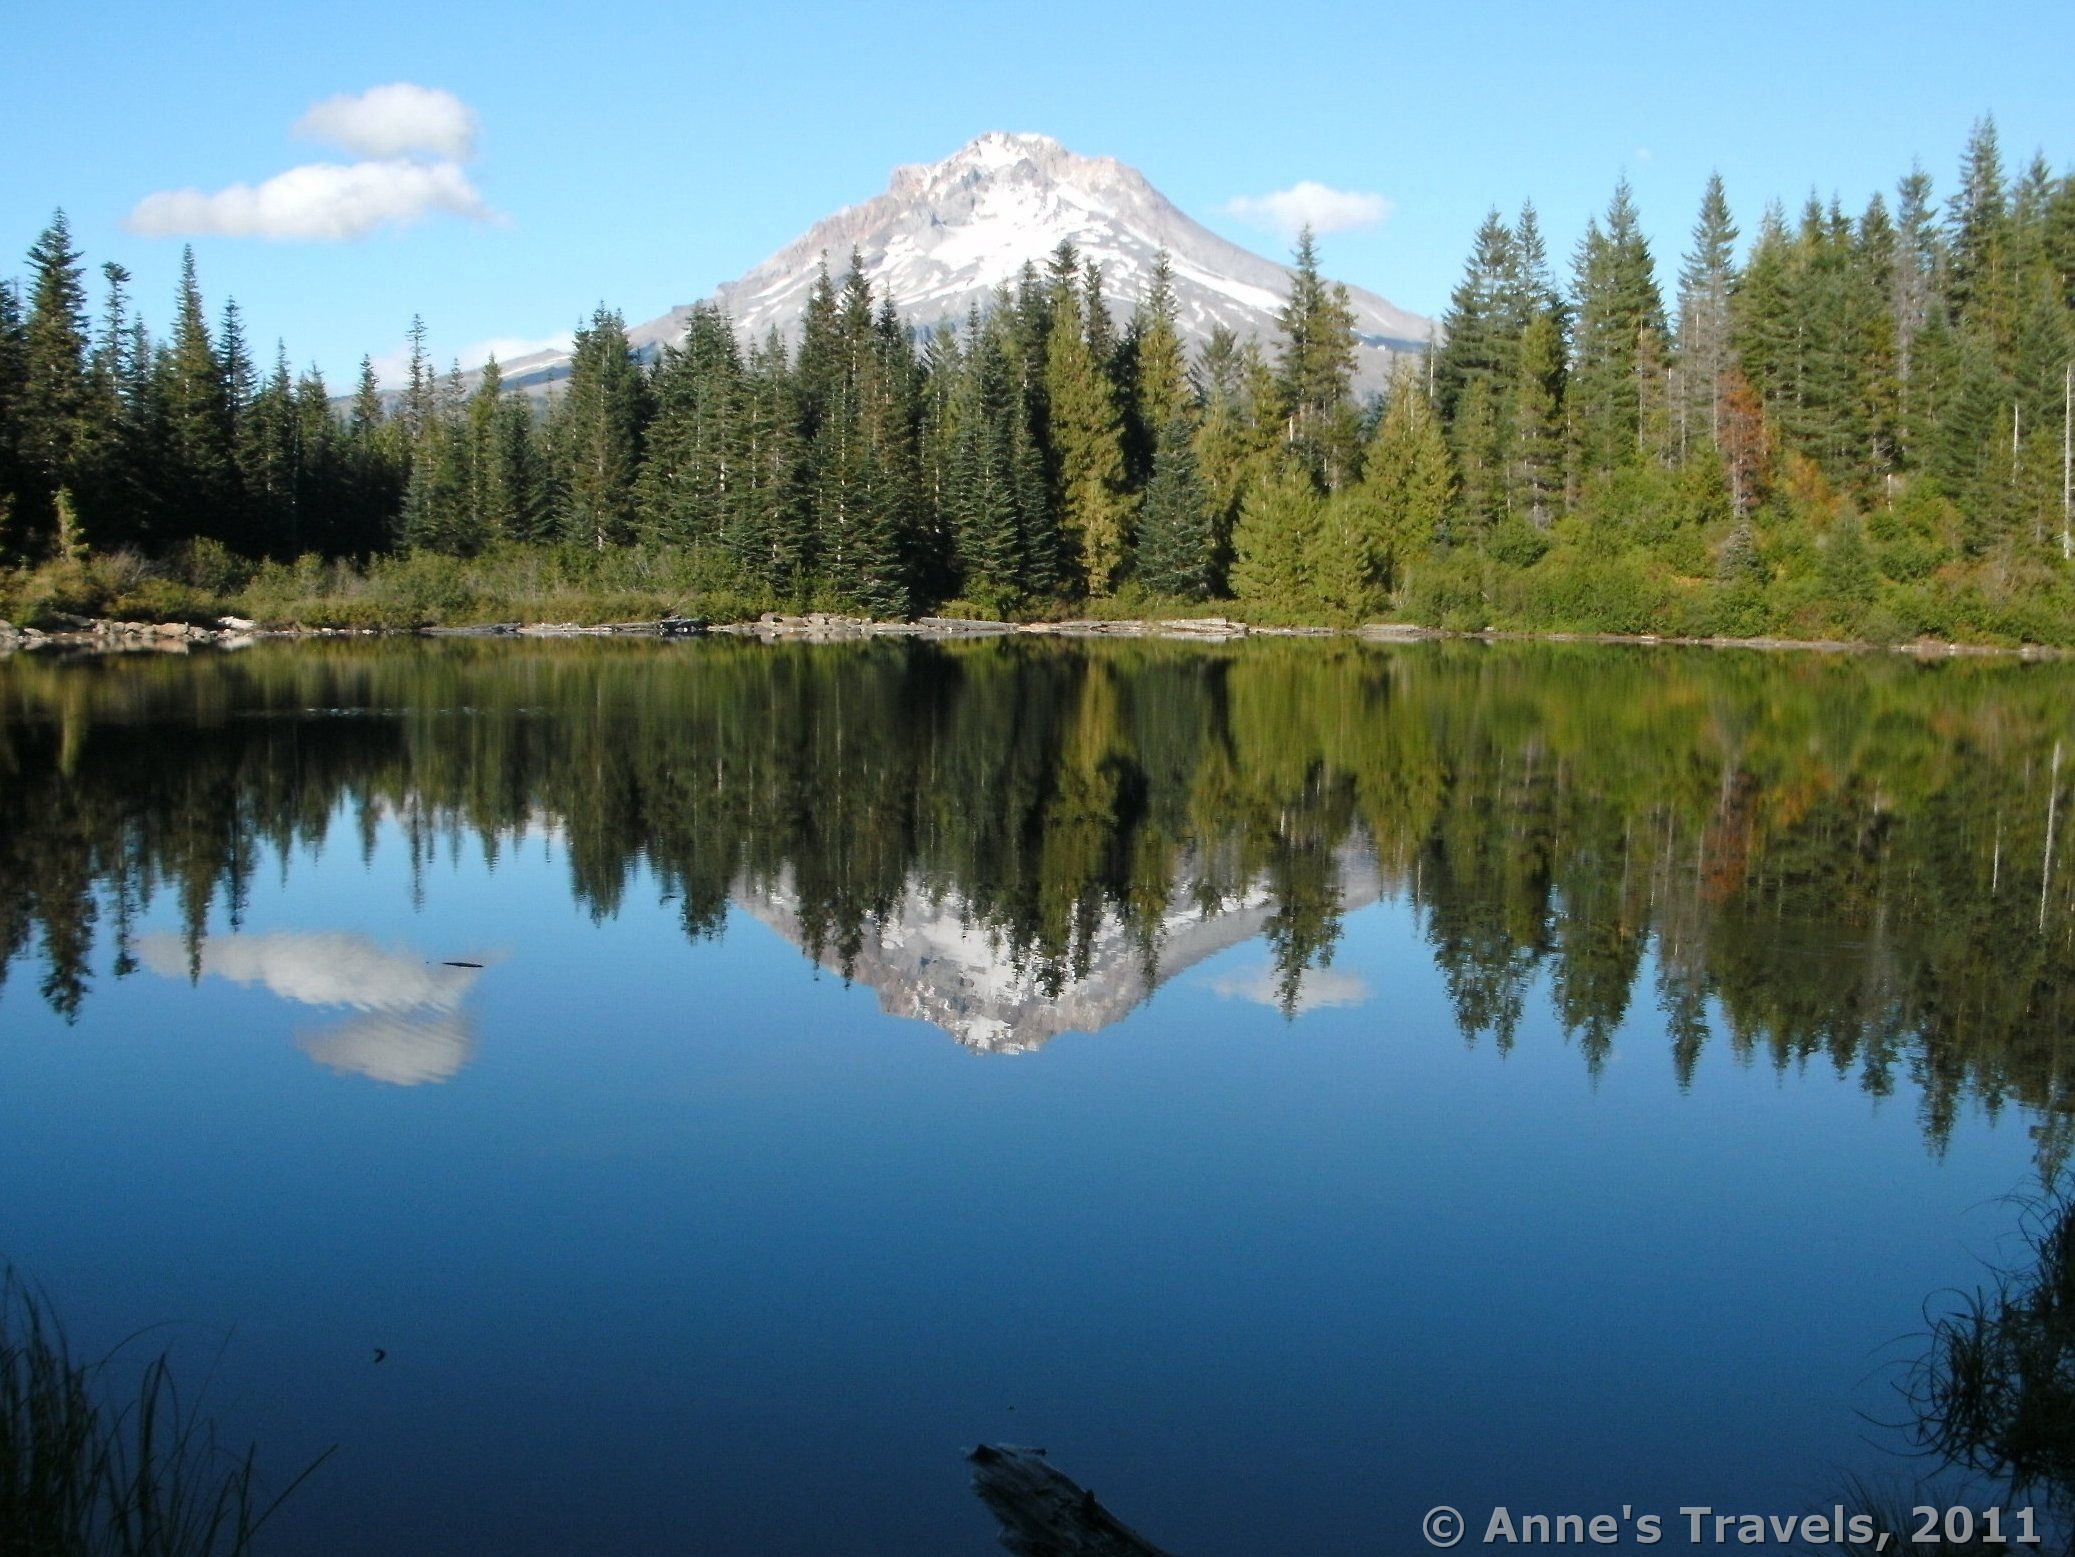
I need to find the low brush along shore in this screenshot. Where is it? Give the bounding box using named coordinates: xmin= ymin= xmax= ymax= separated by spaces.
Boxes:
xmin=1 ymin=609 xmax=2067 ymax=659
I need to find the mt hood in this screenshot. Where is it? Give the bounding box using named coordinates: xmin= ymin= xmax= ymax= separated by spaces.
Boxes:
xmin=498 ymin=132 xmax=1427 ymax=393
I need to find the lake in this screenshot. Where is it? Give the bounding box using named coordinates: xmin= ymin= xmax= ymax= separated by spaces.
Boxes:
xmin=1 ymin=635 xmax=2069 ymax=1554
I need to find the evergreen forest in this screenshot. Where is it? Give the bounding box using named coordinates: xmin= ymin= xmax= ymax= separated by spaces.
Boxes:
xmin=2 ymin=119 xmax=2073 ymax=644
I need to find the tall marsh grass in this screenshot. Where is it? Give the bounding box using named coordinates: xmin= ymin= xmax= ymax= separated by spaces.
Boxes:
xmin=0 ymin=1271 xmax=329 ymax=1556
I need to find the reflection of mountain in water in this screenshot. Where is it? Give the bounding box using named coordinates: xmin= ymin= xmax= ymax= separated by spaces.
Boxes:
xmin=11 ymin=639 xmax=2075 ymax=1161
xmin=136 ymin=931 xmax=485 ymax=1085
xmin=735 ymin=850 xmax=1382 ymax=1052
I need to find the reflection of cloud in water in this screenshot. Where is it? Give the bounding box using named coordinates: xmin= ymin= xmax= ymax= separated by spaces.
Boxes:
xmin=136 ymin=930 xmax=486 ymax=1085
xmin=1206 ymin=963 xmax=1371 ymax=1014
xmin=137 ymin=930 xmax=480 ymax=1012
xmin=297 ymin=1009 xmax=475 ymax=1086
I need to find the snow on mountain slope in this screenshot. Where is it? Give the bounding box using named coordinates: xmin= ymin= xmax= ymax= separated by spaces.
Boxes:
xmin=733 ymin=847 xmax=1384 ymax=1052
xmin=498 ymin=132 xmax=1428 ymax=395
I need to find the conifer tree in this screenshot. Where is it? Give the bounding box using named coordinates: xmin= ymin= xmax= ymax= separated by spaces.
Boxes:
xmin=637 ymin=303 xmax=745 ymax=553
xmin=1083 ymin=259 xmax=1118 ymax=377
xmin=0 ymin=280 xmax=25 ymax=552
xmin=1193 ymin=327 xmax=1277 ymax=587
xmin=1849 ymin=196 xmax=1903 ymax=486
xmin=157 ymin=246 xmax=234 ymax=544
xmin=1133 ymin=414 xmax=1215 ymax=598
xmin=240 ymin=343 xmax=299 ymax=554
xmin=947 ymin=334 xmax=1025 ymax=606
xmin=401 ymin=361 xmax=472 ymax=552
xmin=1947 ymin=116 xmax=2009 ymax=321
xmin=1123 ymin=251 xmax=1189 ymax=484
xmin=464 ymin=357 xmax=541 ymax=546
xmin=918 ymin=320 xmax=965 ymax=583
xmin=1310 ymin=486 xmax=1380 ymax=618
xmin=401 ymin=314 xmax=434 ymax=445
xmin=1499 ymin=202 xmax=1569 ymax=522
xmin=1891 ymin=166 xmax=1946 ymax=462
xmin=1274 ymin=227 xmax=1360 ymax=486
xmin=20 ymin=210 xmax=94 ymax=546
xmin=1569 ymin=181 xmax=1669 ymax=486
xmin=1435 ymin=210 xmax=1516 ymax=523
xmin=78 ymin=263 xmax=157 ymax=548
xmin=289 ymin=363 xmax=337 ymax=555
xmin=548 ymin=305 xmax=650 ymax=549
xmin=1229 ymin=459 xmax=1323 ymax=611
xmin=1351 ymin=362 xmax=1453 ymax=591
xmin=794 ymin=257 xmax=850 ymax=586
xmin=1510 ymin=311 xmax=1566 ymax=528
xmin=1045 ymin=260 xmax=1131 ymax=592
xmin=1676 ymin=173 xmax=1739 ymax=459
xmin=88 ymin=263 xmax=129 ymax=433
xmin=740 ymin=329 xmax=808 ymax=590
xmin=350 ymin=356 xmax=382 ymax=443
xmin=843 ymin=294 xmax=921 ymax=615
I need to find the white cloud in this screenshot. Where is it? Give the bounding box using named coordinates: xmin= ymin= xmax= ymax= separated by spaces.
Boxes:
xmin=128 ymin=84 xmax=496 ymax=243
xmin=1207 ymin=962 xmax=1371 ymax=1014
xmin=1224 ymin=181 xmax=1393 ymax=239
xmin=137 ymin=929 xmax=484 ymax=1012
xmin=295 ymin=83 xmax=479 ymax=162
xmin=299 ymin=1009 xmax=476 ymax=1086
xmin=139 ymin=930 xmax=490 ymax=1086
xmin=1633 ymin=147 xmax=1655 ymax=164
xmin=127 ymin=159 xmax=497 ymax=242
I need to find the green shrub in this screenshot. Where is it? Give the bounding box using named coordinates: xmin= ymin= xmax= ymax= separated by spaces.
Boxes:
xmin=175 ymin=538 xmax=251 ymax=595
xmin=1400 ymin=551 xmax=1491 ymax=631
xmin=1487 ymin=519 xmax=1551 ymax=570
xmin=1510 ymin=552 xmax=1670 ymax=635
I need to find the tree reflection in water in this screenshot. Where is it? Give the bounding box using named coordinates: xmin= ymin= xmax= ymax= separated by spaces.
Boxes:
xmin=2 ymin=636 xmax=2074 ymax=1161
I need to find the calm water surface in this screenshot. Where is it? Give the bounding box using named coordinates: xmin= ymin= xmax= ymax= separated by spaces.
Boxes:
xmin=1 ymin=637 xmax=2070 ymax=1554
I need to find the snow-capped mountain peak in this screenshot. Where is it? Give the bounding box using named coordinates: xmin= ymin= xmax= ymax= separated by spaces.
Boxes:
xmin=500 ymin=132 xmax=1428 ymax=393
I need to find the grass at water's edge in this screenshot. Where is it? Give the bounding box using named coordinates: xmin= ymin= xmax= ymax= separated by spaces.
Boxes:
xmin=0 ymin=1271 xmax=330 ymax=1556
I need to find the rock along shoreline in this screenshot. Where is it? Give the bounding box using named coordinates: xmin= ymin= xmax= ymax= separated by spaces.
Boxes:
xmin=0 ymin=609 xmax=2064 ymax=661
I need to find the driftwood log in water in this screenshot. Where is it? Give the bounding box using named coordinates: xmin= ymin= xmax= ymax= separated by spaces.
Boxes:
xmin=967 ymin=1444 xmax=1174 ymax=1556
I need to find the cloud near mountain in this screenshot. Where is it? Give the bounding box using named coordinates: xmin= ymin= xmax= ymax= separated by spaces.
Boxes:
xmin=295 ymin=83 xmax=479 ymax=162
xmin=1223 ymin=180 xmax=1393 ymax=238
xmin=127 ymin=83 xmax=498 ymax=242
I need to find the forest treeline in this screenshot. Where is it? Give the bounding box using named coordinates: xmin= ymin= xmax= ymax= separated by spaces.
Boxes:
xmin=1 ymin=119 xmax=2073 ymax=641
xmin=3 ymin=637 xmax=2074 ymax=1160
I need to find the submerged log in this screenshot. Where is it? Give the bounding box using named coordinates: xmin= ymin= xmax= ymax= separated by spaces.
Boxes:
xmin=966 ymin=1444 xmax=1174 ymax=1556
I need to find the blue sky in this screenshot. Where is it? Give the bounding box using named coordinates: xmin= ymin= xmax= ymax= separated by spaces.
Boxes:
xmin=4 ymin=0 xmax=2069 ymax=387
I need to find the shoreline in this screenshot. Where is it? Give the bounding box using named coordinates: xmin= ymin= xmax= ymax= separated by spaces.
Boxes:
xmin=0 ymin=610 xmax=2066 ymax=661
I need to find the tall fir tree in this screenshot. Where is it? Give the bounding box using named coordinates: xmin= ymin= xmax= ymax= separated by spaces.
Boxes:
xmin=1273 ymin=226 xmax=1360 ymax=487
xmin=1675 ymin=173 xmax=1739 ymax=461
xmin=157 ymin=246 xmax=234 ymax=546
xmin=548 ymin=305 xmax=650 ymax=550
xmin=0 ymin=280 xmax=26 ymax=552
xmin=1568 ymin=180 xmax=1670 ymax=486
xmin=1123 ymin=250 xmax=1189 ymax=486
xmin=1435 ymin=209 xmax=1517 ymax=525
xmin=1133 ymin=414 xmax=1215 ymax=598
xmin=1044 ymin=255 xmax=1131 ymax=593
xmin=19 ymin=211 xmax=94 ymax=548
xmin=1352 ymin=362 xmax=1453 ymax=591
xmin=637 ymin=303 xmax=746 ymax=554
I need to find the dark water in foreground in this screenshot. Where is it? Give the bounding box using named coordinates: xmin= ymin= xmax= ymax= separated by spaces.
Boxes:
xmin=1 ymin=637 xmax=2071 ymax=1554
